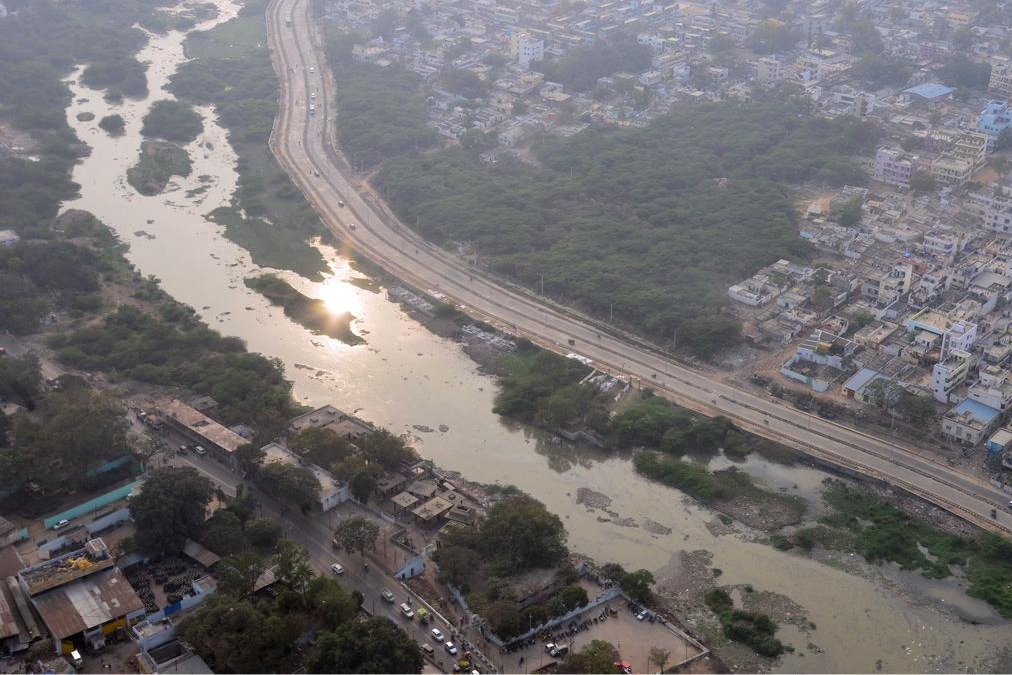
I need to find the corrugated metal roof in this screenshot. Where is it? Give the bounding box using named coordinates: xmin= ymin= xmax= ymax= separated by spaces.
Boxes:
xmin=31 ymin=568 xmax=143 ymax=640
xmin=904 ymin=83 xmax=954 ymax=100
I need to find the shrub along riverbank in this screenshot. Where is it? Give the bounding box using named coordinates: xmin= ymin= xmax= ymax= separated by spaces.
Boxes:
xmin=169 ymin=0 xmax=328 ymax=278
xmin=245 ymin=274 xmax=362 ymax=345
xmin=127 ymin=140 xmax=192 ymax=196
xmin=782 ymin=481 xmax=1012 ymax=618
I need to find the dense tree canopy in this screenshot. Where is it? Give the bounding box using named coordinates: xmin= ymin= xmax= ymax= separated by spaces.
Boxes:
xmin=2 ymin=389 xmax=130 ymax=491
xmin=259 ymin=462 xmax=321 ymax=510
xmin=374 ymin=101 xmax=873 ymax=353
xmin=536 ymin=39 xmax=652 ymax=91
xmin=130 ymin=467 xmax=214 ymax=555
xmin=308 ymin=617 xmax=423 ymax=674
xmin=51 ymin=306 xmax=300 ymax=433
xmin=141 ymin=100 xmax=204 ymax=143
xmin=333 ymin=516 xmax=380 ymax=557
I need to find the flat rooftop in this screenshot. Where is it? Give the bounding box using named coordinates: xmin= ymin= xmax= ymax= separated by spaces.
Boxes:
xmin=159 ymin=399 xmax=245 ymax=454
xmin=262 ymin=443 xmax=343 ymax=496
xmin=20 ymin=539 xmax=113 ymax=596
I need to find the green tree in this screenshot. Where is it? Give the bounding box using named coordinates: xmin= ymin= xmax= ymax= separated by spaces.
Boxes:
xmin=200 ymin=510 xmax=247 ymax=555
xmin=275 ymin=539 xmax=314 ymax=603
xmin=306 ymin=576 xmax=358 ymax=630
xmin=289 ymin=427 xmax=352 ymax=467
xmin=141 ymin=100 xmax=204 ymax=143
xmin=333 ymin=516 xmax=380 ymax=558
xmin=308 ymin=617 xmax=423 ymax=674
xmin=619 ymin=569 xmax=655 ymax=602
xmin=0 ymin=353 xmax=42 ymax=409
xmin=98 ymin=114 xmax=126 ymax=135
xmin=477 ymin=496 xmax=568 ymax=573
xmin=897 ymin=394 xmax=935 ymax=424
xmin=562 ymin=640 xmax=621 ymax=674
xmin=648 ymin=647 xmax=671 ymax=672
xmin=909 ymin=169 xmax=936 ymax=194
xmin=831 ymin=195 xmax=863 ymax=227
xmin=8 ymin=391 xmax=130 ymax=490
xmin=357 ymin=429 xmax=415 ymax=470
xmin=130 ymin=467 xmax=214 ymax=555
xmin=176 ymin=595 xmax=295 ymax=672
xmin=350 ymin=470 xmax=377 ymax=503
xmin=218 ymin=551 xmax=271 ymax=598
xmin=246 ymin=517 xmax=283 ymax=553
xmin=559 ymin=584 xmax=589 ymax=609
xmin=259 ymin=462 xmax=321 ymax=510
xmin=235 ymin=442 xmax=266 ymax=478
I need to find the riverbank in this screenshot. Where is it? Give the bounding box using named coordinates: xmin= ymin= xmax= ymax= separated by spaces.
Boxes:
xmin=38 ymin=0 xmax=1012 ymax=671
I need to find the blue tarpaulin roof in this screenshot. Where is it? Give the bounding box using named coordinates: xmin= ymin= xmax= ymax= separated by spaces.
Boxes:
xmin=904 ymin=83 xmax=954 ymax=100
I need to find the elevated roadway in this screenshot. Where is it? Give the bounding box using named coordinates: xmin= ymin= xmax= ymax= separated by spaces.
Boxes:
xmin=265 ymin=0 xmax=1012 ymax=536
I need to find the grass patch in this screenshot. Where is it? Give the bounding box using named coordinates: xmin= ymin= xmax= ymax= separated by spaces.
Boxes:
xmin=141 ymin=100 xmax=203 ymax=144
xmin=208 ymin=205 xmax=326 ymax=280
xmin=76 ymin=111 xmax=95 ymax=122
xmin=704 ymin=588 xmax=788 ymax=657
xmin=815 ymin=481 xmax=1012 ymax=618
xmin=821 ymin=481 xmax=970 ymax=579
xmin=245 ymin=273 xmax=362 ymax=346
xmin=127 ymin=140 xmax=191 ymax=196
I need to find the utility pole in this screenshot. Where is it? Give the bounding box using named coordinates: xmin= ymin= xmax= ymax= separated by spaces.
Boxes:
xmin=610 ymin=303 xmax=614 ymax=323
xmin=540 ymin=273 xmax=544 ymax=296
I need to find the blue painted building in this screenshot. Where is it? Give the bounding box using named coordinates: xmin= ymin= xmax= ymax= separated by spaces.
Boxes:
xmin=979 ymin=100 xmax=1011 ymax=149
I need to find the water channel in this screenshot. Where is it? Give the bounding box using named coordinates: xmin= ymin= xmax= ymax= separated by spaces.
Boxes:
xmin=57 ymin=2 xmax=1008 ymax=671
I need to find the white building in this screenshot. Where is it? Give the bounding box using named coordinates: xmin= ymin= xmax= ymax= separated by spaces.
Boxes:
xmin=984 ymin=189 xmax=1012 ymax=234
xmin=261 ymin=442 xmax=349 ymax=511
xmin=932 ymin=349 xmax=973 ymax=403
xmin=756 ymin=56 xmax=785 ymax=84
xmin=511 ymin=33 xmax=544 ymax=68
xmin=989 ymin=57 xmax=1012 ymax=98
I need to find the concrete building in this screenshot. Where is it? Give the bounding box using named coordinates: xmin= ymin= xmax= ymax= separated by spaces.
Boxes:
xmin=874 ymin=146 xmax=921 ymax=188
xmin=159 ymin=399 xmax=246 ymax=466
xmin=941 ymin=398 xmax=1001 ymax=445
xmin=989 ymin=57 xmax=1012 ymax=98
xmin=511 ymin=32 xmax=544 ymax=68
xmin=932 ymin=350 xmax=973 ymax=403
xmin=984 ymin=189 xmax=1012 ymax=234
xmin=261 ymin=442 xmax=349 ymax=511
xmin=288 ymin=405 xmax=374 ymax=444
xmin=978 ymin=100 xmax=1011 ymax=149
xmin=17 ymin=539 xmax=144 ymax=654
xmin=756 ymin=56 xmax=785 ymax=84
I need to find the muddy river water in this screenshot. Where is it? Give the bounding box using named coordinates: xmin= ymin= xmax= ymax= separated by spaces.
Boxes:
xmin=57 ymin=2 xmax=1008 ymax=671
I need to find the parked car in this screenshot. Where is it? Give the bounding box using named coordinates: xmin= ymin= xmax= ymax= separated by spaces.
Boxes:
xmin=53 ymin=519 xmax=70 ymax=531
xmin=550 ymin=644 xmax=570 ymax=658
xmin=330 ymin=563 xmax=344 ymax=575
xmin=400 ymin=602 xmax=414 ymax=619
xmin=430 ymin=628 xmax=444 ymax=643
xmin=545 ymin=644 xmax=556 ymax=654
xmin=421 ymin=644 xmax=435 ymax=656
xmin=445 ymin=642 xmax=457 ymax=656
xmin=636 ymin=609 xmax=649 ymax=621
xmin=381 ymin=589 xmax=395 ymax=603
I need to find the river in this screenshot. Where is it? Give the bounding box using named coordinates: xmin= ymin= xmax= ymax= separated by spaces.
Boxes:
xmin=57 ymin=1 xmax=1008 ymax=671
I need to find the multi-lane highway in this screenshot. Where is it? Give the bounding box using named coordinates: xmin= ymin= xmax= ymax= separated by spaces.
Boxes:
xmin=264 ymin=0 xmax=1012 ymax=535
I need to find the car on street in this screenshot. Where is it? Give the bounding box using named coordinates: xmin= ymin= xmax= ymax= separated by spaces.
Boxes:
xmin=194 ymin=445 xmax=207 ymax=456
xmin=636 ymin=609 xmax=649 ymax=621
xmin=338 ymin=200 xmax=345 ymax=207
xmin=330 ymin=563 xmax=344 ymax=575
xmin=545 ymin=643 xmax=556 ymax=654
xmin=400 ymin=602 xmax=414 ymax=619
xmin=430 ymin=628 xmax=444 ymax=643
xmin=53 ymin=519 xmax=70 ymax=530
xmin=445 ymin=642 xmax=457 ymax=655
xmin=381 ymin=589 xmax=395 ymax=603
